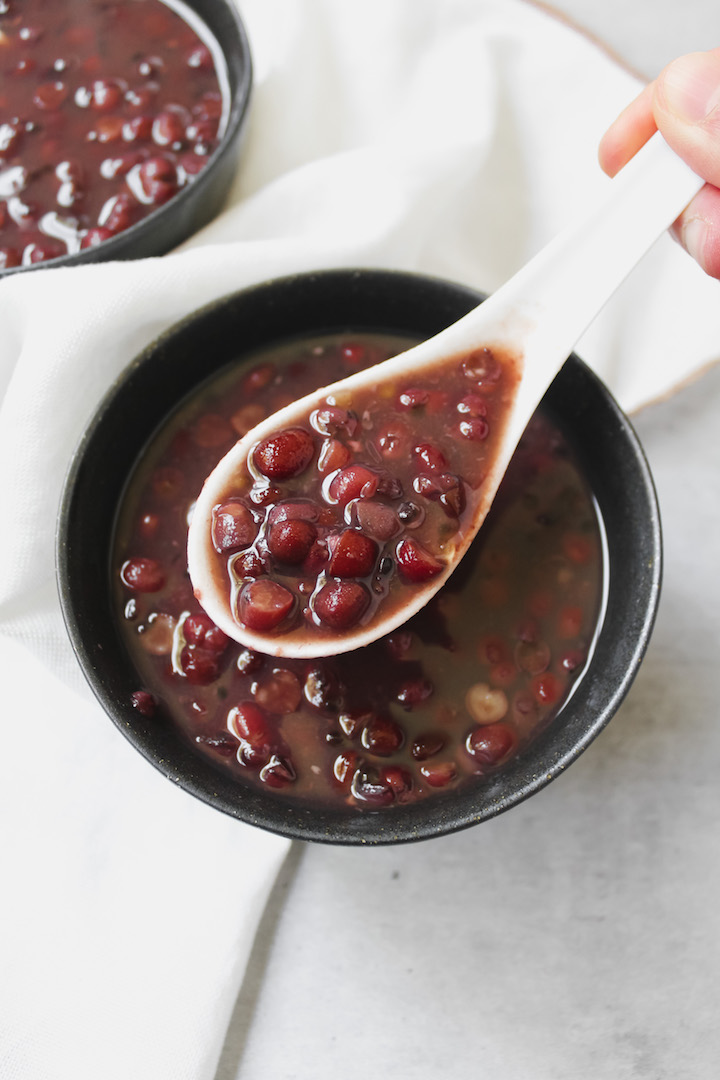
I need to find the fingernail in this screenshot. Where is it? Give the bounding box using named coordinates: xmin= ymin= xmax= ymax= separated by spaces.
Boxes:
xmin=681 ymin=216 xmax=708 ymax=270
xmin=660 ymin=52 xmax=720 ymax=123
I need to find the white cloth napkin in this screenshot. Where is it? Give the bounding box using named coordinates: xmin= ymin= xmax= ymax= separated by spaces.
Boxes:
xmin=1 ymin=1 xmax=719 ymax=1077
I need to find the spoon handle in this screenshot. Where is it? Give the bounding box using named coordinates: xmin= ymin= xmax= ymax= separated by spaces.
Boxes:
xmin=501 ymin=133 xmax=702 ymax=343
xmin=424 ymin=132 xmax=705 ymax=442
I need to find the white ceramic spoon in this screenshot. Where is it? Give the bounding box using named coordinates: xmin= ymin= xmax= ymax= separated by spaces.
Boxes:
xmin=188 ymin=133 xmax=703 ymax=658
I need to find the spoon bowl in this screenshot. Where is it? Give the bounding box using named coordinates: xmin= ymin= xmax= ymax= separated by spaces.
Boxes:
xmin=188 ymin=134 xmax=702 ymax=657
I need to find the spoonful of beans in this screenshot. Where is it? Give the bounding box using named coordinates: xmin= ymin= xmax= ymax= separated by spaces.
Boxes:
xmin=187 ymin=133 xmax=702 ymax=658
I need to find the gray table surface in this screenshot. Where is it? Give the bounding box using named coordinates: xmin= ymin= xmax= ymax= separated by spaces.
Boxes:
xmin=216 ymin=4 xmax=720 ymax=1077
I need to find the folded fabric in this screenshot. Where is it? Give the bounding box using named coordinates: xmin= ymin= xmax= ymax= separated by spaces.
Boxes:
xmin=1 ymin=1 xmax=718 ymax=1078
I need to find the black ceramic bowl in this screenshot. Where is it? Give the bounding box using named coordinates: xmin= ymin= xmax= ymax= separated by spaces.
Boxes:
xmin=57 ymin=269 xmax=661 ymax=845
xmin=0 ymin=0 xmax=252 ymax=278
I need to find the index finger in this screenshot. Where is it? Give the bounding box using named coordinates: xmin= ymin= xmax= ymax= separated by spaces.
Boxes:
xmin=598 ymin=82 xmax=657 ymax=176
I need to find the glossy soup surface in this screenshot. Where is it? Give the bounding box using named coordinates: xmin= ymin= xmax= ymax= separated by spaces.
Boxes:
xmin=114 ymin=333 xmax=604 ymax=810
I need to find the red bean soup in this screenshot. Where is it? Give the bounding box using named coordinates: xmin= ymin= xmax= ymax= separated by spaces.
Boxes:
xmin=0 ymin=0 xmax=228 ymax=269
xmin=113 ymin=333 xmax=605 ymax=810
xmin=199 ymin=345 xmax=523 ymax=648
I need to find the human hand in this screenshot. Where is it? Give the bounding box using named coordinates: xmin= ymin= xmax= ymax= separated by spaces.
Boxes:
xmin=599 ymin=49 xmax=720 ymax=279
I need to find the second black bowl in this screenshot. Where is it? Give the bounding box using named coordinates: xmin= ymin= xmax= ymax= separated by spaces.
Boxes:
xmin=0 ymin=0 xmax=252 ymax=277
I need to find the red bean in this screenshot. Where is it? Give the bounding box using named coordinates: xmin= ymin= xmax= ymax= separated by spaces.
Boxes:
xmin=413 ymin=472 xmax=466 ymax=517
xmin=228 ymin=701 xmax=272 ymax=748
xmin=302 ymin=540 xmax=329 ymax=575
xmin=89 ymin=78 xmax=124 ymax=111
xmin=254 ymin=669 xmax=302 ymax=714
xmin=531 ymin=672 xmax=563 ymax=705
xmin=515 ymin=640 xmax=551 ymax=675
xmin=152 ymin=109 xmax=186 ymax=147
xmin=180 ymin=645 xmax=224 ymax=685
xmin=457 ymin=392 xmax=487 ymax=417
xmin=138 ymin=156 xmax=178 ymax=204
xmin=563 ymin=534 xmax=593 ymax=564
xmin=267 ymin=519 xmax=317 ymax=565
xmin=461 ymin=347 xmax=502 ymax=386
xmin=381 ymin=765 xmax=413 ymax=795
xmin=385 ymin=631 xmax=413 ymax=658
xmin=361 ymin=715 xmax=404 ymax=756
xmin=328 ymin=529 xmax=378 ymax=578
xmin=557 ymin=605 xmax=583 ymax=639
xmin=123 ymin=115 xmax=154 ymax=142
xmin=95 ymin=116 xmax=124 ymax=144
xmin=411 ymin=732 xmax=445 ymax=760
xmin=242 ymin=363 xmax=276 ymax=396
xmin=238 ymin=580 xmax=294 ymax=632
xmin=376 ymin=420 xmax=409 ymax=459
xmin=303 ymin=666 xmax=344 ymax=712
xmin=350 ymin=500 xmax=400 ymax=541
xmin=413 ymin=443 xmax=448 ymax=471
xmin=317 ymin=438 xmax=352 ymax=475
xmin=0 ymin=122 xmax=22 ymax=156
xmin=232 ymin=403 xmax=266 ymax=437
xmin=100 ymin=193 xmax=138 ymax=234
xmin=120 ymin=557 xmax=165 ymax=593
xmin=338 ymin=709 xmax=372 ymax=738
xmin=253 ymin=428 xmax=315 ymax=480
xmin=396 ymin=677 xmax=433 ymax=708
xmin=131 ymin=690 xmax=157 ymax=717
xmin=236 ymin=647 xmax=264 ymax=675
xmin=183 ymin=613 xmax=229 ymax=654
xmin=33 ymin=81 xmax=69 ymax=110
xmin=81 ymin=226 xmax=114 ymax=249
xmin=558 ymin=648 xmax=586 ymax=673
xmin=314 ymin=580 xmax=370 ymax=629
xmin=419 ymin=761 xmax=457 ymax=788
xmin=212 ymin=501 xmax=258 ymax=554
xmin=351 ymin=769 xmax=395 ymax=805
xmin=233 ymin=550 xmax=268 ymax=579
xmin=397 ymin=388 xmax=429 ymax=409
xmin=138 ymin=512 xmax=160 ymax=539
xmin=459 ymin=417 xmax=489 ymax=441
xmin=395 ymin=539 xmax=444 ymax=583
xmin=0 ymin=247 xmax=22 ymax=269
xmin=259 ymin=755 xmax=296 ymax=787
xmin=25 ymin=241 xmax=64 ymax=264
xmin=194 ymin=733 xmax=237 ymax=757
xmin=186 ymin=44 xmax=213 ymax=71
xmin=310 ymin=406 xmax=358 ymax=437
xmin=268 ymin=501 xmax=318 ymax=525
xmin=333 ymin=750 xmax=357 ymax=786
xmin=327 ymin=464 xmax=379 ymax=506
xmin=249 ymin=484 xmax=281 ymax=507
xmin=465 ymin=722 xmax=516 ymax=766
xmin=340 ymin=343 xmax=367 ymax=368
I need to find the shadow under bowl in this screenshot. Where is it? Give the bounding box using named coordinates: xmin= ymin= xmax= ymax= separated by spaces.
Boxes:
xmin=1 ymin=0 xmax=252 ymax=278
xmin=56 ymin=268 xmax=662 ymax=845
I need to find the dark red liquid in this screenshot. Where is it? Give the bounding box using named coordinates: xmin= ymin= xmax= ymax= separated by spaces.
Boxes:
xmin=114 ymin=334 xmax=604 ymax=810
xmin=0 ymin=0 xmax=226 ymax=269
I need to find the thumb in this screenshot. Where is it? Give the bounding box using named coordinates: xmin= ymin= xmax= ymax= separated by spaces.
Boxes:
xmin=653 ymin=48 xmax=720 ymax=188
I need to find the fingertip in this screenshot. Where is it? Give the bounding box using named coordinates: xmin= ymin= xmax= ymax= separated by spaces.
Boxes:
xmin=598 ymin=128 xmax=623 ymax=178
xmin=599 ymin=83 xmax=657 ymax=177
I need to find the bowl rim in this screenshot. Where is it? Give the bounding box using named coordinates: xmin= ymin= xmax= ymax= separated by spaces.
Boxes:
xmin=0 ymin=0 xmax=253 ymax=279
xmin=56 ymin=267 xmax=663 ymax=845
